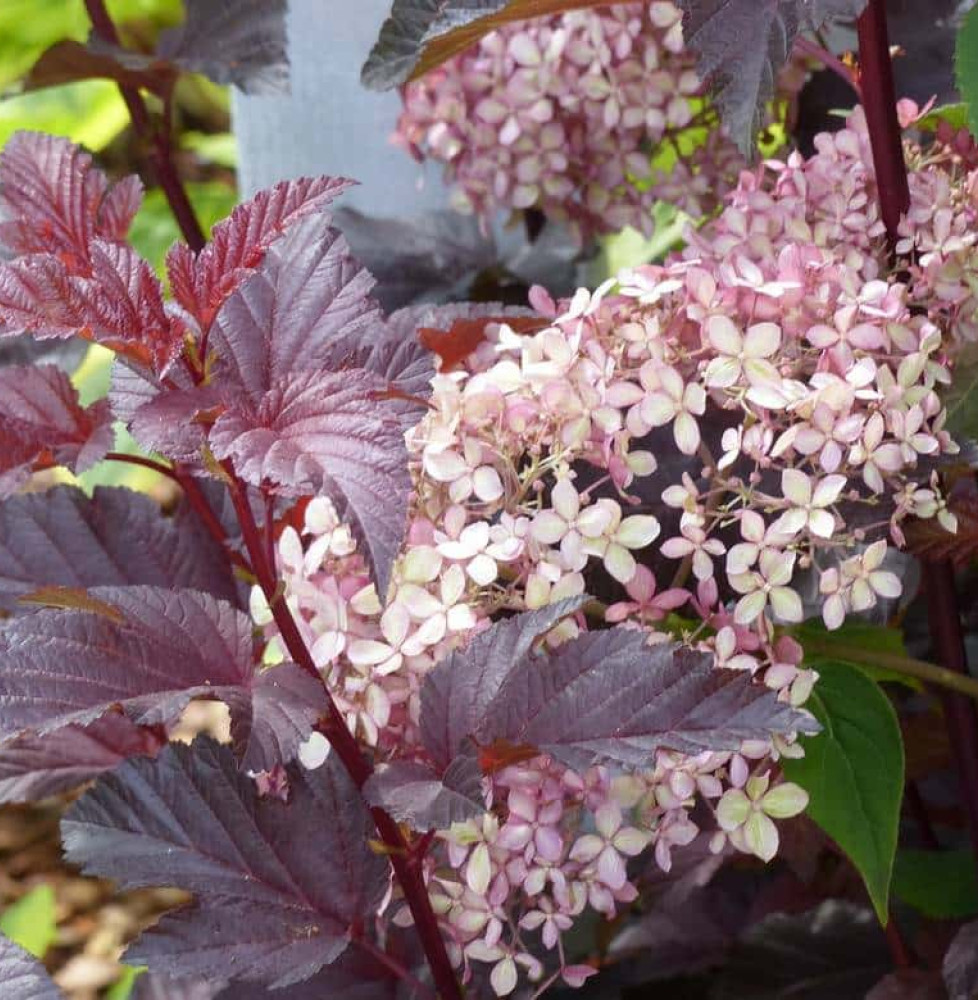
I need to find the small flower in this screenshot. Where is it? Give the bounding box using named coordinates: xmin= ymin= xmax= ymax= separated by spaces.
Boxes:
xmin=569 ymin=802 xmax=651 ymax=891
xmin=660 ymin=522 xmax=726 ymax=580
xmin=635 ymin=364 xmax=707 ymax=455
xmin=715 ymin=774 xmax=808 ymax=862
xmin=729 ymin=549 xmax=802 ymax=625
xmin=531 ymin=478 xmax=615 ymax=571
xmin=703 ymin=315 xmax=781 ymax=389
xmin=772 ymin=468 xmax=846 ymax=539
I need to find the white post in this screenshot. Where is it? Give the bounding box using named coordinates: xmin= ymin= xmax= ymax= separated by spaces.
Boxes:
xmin=232 ymin=0 xmax=449 ymax=215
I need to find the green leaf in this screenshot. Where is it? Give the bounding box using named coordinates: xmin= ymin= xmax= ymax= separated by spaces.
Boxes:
xmin=916 ymin=102 xmax=969 ymax=132
xmin=107 ymin=965 xmax=145 ymax=1000
xmin=793 ymin=620 xmax=921 ymax=690
xmin=783 ymin=660 xmax=904 ymax=924
xmin=0 ymin=885 xmax=57 ymax=958
xmin=893 ymin=849 xmax=978 ymax=919
xmin=957 ymin=6 xmax=978 ymax=139
xmin=0 ymin=81 xmax=129 ymax=150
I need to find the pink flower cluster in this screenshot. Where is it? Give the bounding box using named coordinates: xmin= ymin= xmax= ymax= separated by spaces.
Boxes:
xmin=394 ymin=2 xmax=752 ymax=242
xmin=252 ymin=106 xmax=971 ymax=994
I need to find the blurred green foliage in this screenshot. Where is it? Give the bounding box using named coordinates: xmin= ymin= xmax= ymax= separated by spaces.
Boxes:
xmin=0 ymin=885 xmax=58 ymax=958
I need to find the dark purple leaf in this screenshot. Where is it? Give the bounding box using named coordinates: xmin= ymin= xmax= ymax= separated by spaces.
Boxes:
xmin=479 ymin=628 xmax=817 ymax=772
xmin=420 ymin=598 xmax=586 ymax=768
xmin=0 ymin=333 xmax=87 ymax=372
xmin=229 ymin=664 xmax=330 ymax=774
xmin=62 ymin=739 xmax=390 ymax=987
xmin=156 ymin=0 xmax=289 ymax=94
xmin=0 ymin=933 xmax=63 ymax=1000
xmin=0 ymin=585 xmax=325 ymax=771
xmin=0 ymin=713 xmax=163 ymax=804
xmin=333 ymin=207 xmax=497 ymax=311
xmin=0 ymin=132 xmax=141 ymax=263
xmin=107 ymin=361 xmax=213 ymax=461
xmin=676 ymin=0 xmax=868 ymax=152
xmin=361 ymin=0 xmax=506 ymax=90
xmin=166 ymin=175 xmax=355 ymax=330
xmin=944 ymin=919 xmax=978 ymax=1000
xmin=364 ymin=752 xmax=484 ymax=829
xmin=866 ymin=971 xmax=946 ymax=1000
xmin=23 ymin=40 xmax=171 ymax=97
xmin=0 ymin=485 xmax=238 ymax=614
xmin=714 ymin=902 xmax=890 ymax=1000
xmin=212 ymin=951 xmax=399 ymax=999
xmin=0 ymin=365 xmax=112 ymax=497
xmin=132 ymin=973 xmax=224 ymax=1000
xmin=209 ymin=368 xmax=412 ymax=600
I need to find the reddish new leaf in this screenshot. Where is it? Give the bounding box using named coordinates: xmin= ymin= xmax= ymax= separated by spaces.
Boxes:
xmin=63 ymin=739 xmax=390 ymax=987
xmin=0 ymin=485 xmax=239 ymax=613
xmin=0 ymin=364 xmax=112 ymax=497
xmin=0 ymin=933 xmax=64 ymax=1000
xmin=478 ymin=628 xmax=818 ymax=772
xmin=166 ymin=175 xmax=355 ymax=330
xmin=0 ymin=132 xmax=141 ymax=264
xmin=0 ymin=586 xmax=325 ymax=772
xmin=418 ymin=310 xmax=545 ymax=371
xmin=0 ymin=134 xmax=181 ymax=369
xmin=0 ymin=713 xmax=163 ymax=804
xmin=420 ymin=598 xmax=586 ymax=768
xmin=206 ymin=213 xmax=383 ymax=395
xmin=210 ymin=368 xmax=412 ymax=600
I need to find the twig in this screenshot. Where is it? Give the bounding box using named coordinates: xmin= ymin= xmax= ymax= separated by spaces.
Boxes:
xmin=793 ymin=36 xmax=861 ymax=98
xmin=84 ymin=0 xmax=206 ymax=251
xmin=104 ymin=451 xmax=181 ymax=484
xmin=797 ymin=633 xmax=978 ymax=701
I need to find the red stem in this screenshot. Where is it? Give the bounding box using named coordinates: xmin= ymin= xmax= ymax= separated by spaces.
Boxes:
xmin=224 ymin=473 xmax=462 ymax=1000
xmin=924 ymin=562 xmax=978 ymax=862
xmin=84 ymin=0 xmax=206 ymax=251
xmin=856 ymin=0 xmax=910 ymax=243
xmin=104 ymin=451 xmax=181 ymax=483
xmin=857 ymin=0 xmax=978 ymax=868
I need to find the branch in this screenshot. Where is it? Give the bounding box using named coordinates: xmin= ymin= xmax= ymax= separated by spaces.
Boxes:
xmin=84 ymin=0 xmax=206 ymax=251
xmin=223 ymin=472 xmax=462 ymax=1000
xmin=796 ymin=634 xmax=978 ymax=701
xmin=104 ymin=451 xmax=181 ymax=484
